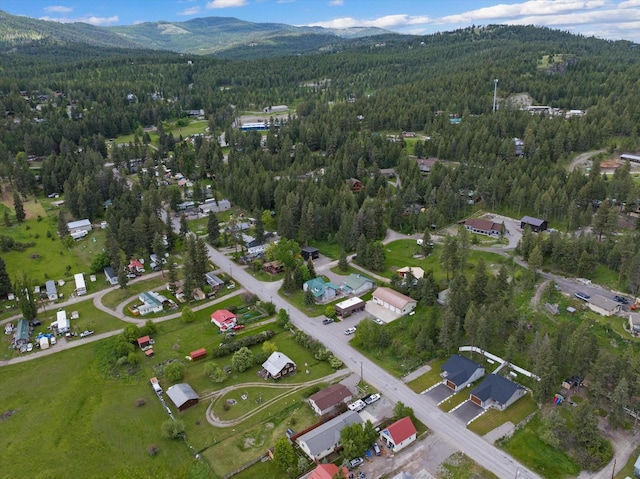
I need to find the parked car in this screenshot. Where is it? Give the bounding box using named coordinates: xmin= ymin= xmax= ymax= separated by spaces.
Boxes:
xmin=373 ymin=318 xmax=384 ymax=325
xmin=345 ymin=327 xmax=357 ymax=335
xmin=50 ymin=335 xmax=56 ymax=345
xmin=225 ymin=332 xmax=236 ymax=339
xmin=233 ymin=325 xmax=245 ymax=331
xmin=613 ymin=295 xmax=629 ymax=304
xmin=322 ymin=317 xmax=334 ymax=325
xmin=574 ymin=292 xmax=590 ymax=301
xmin=349 ymin=457 xmax=364 ymax=469
xmin=30 ymin=319 xmax=41 ymax=327
xmin=26 ymin=342 xmax=33 ymax=352
xmin=80 ymin=330 xmax=94 ymax=338
xmin=364 ymin=393 xmax=381 ymax=405
xmin=372 ymin=443 xmax=381 ymax=456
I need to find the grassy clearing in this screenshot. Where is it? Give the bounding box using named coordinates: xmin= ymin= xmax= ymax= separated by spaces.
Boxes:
xmin=330 ymin=264 xmax=359 ymax=276
xmin=406 ymin=358 xmax=447 ymax=393
xmin=439 ymin=390 xmax=471 ymax=412
xmin=435 ymin=452 xmax=499 ymax=479
xmin=101 ymin=276 xmax=170 ymax=309
xmin=468 ymin=394 xmax=537 ymax=435
xmin=501 ymin=414 xmax=579 ymax=478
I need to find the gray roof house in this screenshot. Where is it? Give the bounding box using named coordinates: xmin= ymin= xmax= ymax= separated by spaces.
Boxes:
xmin=296 ymin=410 xmax=363 ymax=460
xmin=205 ymin=272 xmax=225 ymax=291
xmin=441 ymin=355 xmax=485 ymax=391
xmin=630 ymin=313 xmax=640 ymax=337
xmin=166 ymin=383 xmax=199 ymax=411
xmin=470 ymin=374 xmax=526 ymax=411
xmin=340 ymin=274 xmax=375 ymax=296
xmin=104 ymin=267 xmax=118 ymax=285
xmin=45 ymin=280 xmax=58 ymax=301
xmin=587 ymin=295 xmax=622 ymax=317
xmin=260 ymin=351 xmax=296 ymax=380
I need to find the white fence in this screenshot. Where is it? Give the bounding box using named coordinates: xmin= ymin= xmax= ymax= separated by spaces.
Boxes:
xmin=459 ymin=346 xmax=540 ymax=381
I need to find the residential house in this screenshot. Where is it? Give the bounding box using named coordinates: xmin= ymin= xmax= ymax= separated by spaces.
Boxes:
xmin=587 ymin=295 xmax=622 ymax=317
xmin=469 ymin=374 xmax=526 ymax=411
xmin=346 ymin=178 xmax=363 ymax=193
xmin=263 ymin=261 xmax=284 ymax=275
xmin=371 ymin=287 xmax=417 ymax=316
xmin=309 ymin=463 xmax=348 ymax=479
xmin=308 ymin=383 xmax=353 ymax=416
xmin=67 ymin=219 xmax=92 ymax=235
xmin=242 ymin=234 xmax=261 ymax=249
xmin=137 ymin=291 xmax=168 ymax=315
xmin=260 ymin=351 xmax=297 ymax=380
xmin=54 ymin=310 xmax=70 ymax=333
xmin=137 ymin=336 xmax=151 ymax=349
xmin=104 ymin=266 xmax=118 ymax=285
xmin=45 ymin=280 xmax=58 ymax=301
xmin=210 ymin=309 xmax=237 ymax=331
xmin=301 ymin=246 xmax=320 ymax=261
xmin=514 ymin=138 xmax=524 ymax=157
xmin=403 ymin=204 xmax=425 ymax=216
xmin=415 ymin=157 xmax=437 ymax=174
xmin=441 ymin=355 xmax=485 ymax=391
xmin=634 ymin=453 xmax=640 ymax=477
xmin=166 ymin=383 xmax=199 ymax=411
xmin=128 ymin=259 xmax=145 ymax=274
xmin=520 ymin=216 xmax=548 ymax=232
xmin=629 ymin=313 xmax=640 ymax=337
xmin=303 ymin=277 xmax=340 ymax=303
xmin=396 ymin=266 xmax=425 ymax=283
xmin=379 ymin=416 xmax=417 ymax=453
xmin=14 ymin=319 xmax=30 ymax=346
xmin=335 ymin=297 xmax=366 ymax=318
xmin=192 ymin=288 xmax=206 ymax=301
xmin=340 ymin=274 xmax=375 ymax=296
xmin=464 ymin=218 xmax=502 ymax=236
xmin=74 ymin=273 xmax=86 ymax=296
xmin=204 ymin=272 xmax=225 ymax=292
xmin=296 ymin=410 xmax=364 ymax=461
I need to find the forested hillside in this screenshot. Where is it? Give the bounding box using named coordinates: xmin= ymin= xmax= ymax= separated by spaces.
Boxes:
xmin=2 ymin=28 xmax=640 ymax=470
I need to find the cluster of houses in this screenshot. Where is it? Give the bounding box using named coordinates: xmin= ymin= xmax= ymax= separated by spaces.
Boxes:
xmin=131 ymin=291 xmax=176 ymax=316
xmin=463 ymin=215 xmax=548 ymax=237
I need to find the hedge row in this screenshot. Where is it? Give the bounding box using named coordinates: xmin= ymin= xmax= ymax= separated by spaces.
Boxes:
xmin=211 ymin=330 xmax=275 ymax=358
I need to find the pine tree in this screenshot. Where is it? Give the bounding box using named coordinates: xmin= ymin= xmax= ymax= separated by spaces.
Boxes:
xmin=167 ymin=258 xmax=178 ymax=295
xmin=57 ymin=211 xmax=68 ymax=236
xmin=179 ymin=214 xmax=189 ymax=238
xmin=207 ymin=211 xmax=220 ymax=244
xmin=338 ymin=250 xmax=349 ymax=272
xmin=306 ymin=258 xmax=316 ymax=279
xmin=0 ymin=257 xmax=12 ymax=297
xmin=13 ymin=191 xmax=25 ymax=223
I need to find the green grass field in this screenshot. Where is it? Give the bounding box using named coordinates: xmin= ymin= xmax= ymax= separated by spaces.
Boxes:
xmin=468 ymin=394 xmax=537 ymax=435
xmin=406 ymin=358 xmax=447 ymax=393
xmin=436 ymin=452 xmax=500 ymax=479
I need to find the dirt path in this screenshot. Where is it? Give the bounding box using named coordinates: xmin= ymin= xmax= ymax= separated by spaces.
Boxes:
xmin=205 ymin=369 xmax=349 ymax=427
xmin=566 ymin=149 xmax=606 ymax=172
xmin=531 ymin=279 xmax=551 ymax=308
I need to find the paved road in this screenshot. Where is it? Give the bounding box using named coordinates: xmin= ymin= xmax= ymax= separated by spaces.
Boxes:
xmin=202 ymin=242 xmax=540 ymax=479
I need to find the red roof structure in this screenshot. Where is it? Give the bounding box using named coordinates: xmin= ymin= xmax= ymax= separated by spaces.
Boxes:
xmin=309 ymin=463 xmax=348 ymax=479
xmin=137 ymin=335 xmax=151 ymax=348
xmin=385 ymin=416 xmax=417 ymax=444
xmin=210 ymin=309 xmax=238 ymax=331
xmin=129 ymin=259 xmax=144 ymax=269
xmin=189 ymin=348 xmax=207 ymax=361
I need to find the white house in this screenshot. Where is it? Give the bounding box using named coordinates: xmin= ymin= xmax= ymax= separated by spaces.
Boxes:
xmin=587 ymin=295 xmax=622 ymax=317
xmin=137 ymin=291 xmax=166 ymax=316
xmin=54 ymin=310 xmax=70 ymax=333
xmin=379 ymin=416 xmax=417 ymax=453
xmin=74 ymin=273 xmax=86 ymax=296
xmin=371 ymin=287 xmax=417 ymax=316
xmin=67 ymin=219 xmax=92 ymax=235
xmin=296 ymin=410 xmax=363 ymax=460
xmin=104 ymin=266 xmax=118 ymax=285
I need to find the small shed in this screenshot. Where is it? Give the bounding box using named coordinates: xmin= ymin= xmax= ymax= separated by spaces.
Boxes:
xmin=189 ymin=348 xmax=207 ymax=361
xmin=39 ymin=336 xmax=50 ymax=349
xmin=137 ymin=336 xmax=151 ymax=349
xmin=166 ymin=383 xmax=199 ymax=411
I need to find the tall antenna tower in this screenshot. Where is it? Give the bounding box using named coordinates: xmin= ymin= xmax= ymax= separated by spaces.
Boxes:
xmin=493 ymin=79 xmax=499 ymax=112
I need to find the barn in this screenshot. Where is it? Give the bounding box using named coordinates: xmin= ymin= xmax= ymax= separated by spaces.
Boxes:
xmin=166 ymin=383 xmax=199 ymax=411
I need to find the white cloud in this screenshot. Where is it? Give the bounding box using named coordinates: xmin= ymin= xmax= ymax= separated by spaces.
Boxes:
xmin=39 ymin=15 xmax=120 ymax=26
xmin=44 ymin=5 xmax=73 ymax=13
xmin=309 ymin=14 xmax=430 ymax=29
xmin=329 ymin=0 xmax=344 ymax=6
xmin=178 ymin=6 xmax=201 ymax=15
xmin=206 ymin=0 xmax=248 ymax=8
xmin=618 ymin=0 xmax=640 ymax=6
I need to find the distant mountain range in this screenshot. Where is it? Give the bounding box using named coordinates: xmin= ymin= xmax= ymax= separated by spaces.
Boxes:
xmin=0 ymin=10 xmax=389 ymax=57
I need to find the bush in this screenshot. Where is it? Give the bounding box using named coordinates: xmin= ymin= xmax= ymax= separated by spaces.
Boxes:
xmin=162 ymin=419 xmax=185 ymax=439
xmin=328 ymin=355 xmax=343 ymax=369
xmin=135 ymin=398 xmax=146 ymax=407
xmin=211 ymin=330 xmax=275 ymax=358
xmin=147 ymin=444 xmax=160 ymax=456
xmin=164 ymin=362 xmax=186 ymax=382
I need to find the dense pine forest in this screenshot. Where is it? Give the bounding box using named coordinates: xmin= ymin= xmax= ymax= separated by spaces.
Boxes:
xmin=3 ymin=24 xmax=640 ymax=471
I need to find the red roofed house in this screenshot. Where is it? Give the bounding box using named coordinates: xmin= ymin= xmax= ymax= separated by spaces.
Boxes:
xmin=210 ymin=309 xmax=237 ymax=331
xmin=137 ymin=336 xmax=151 ymax=349
xmin=128 ymin=259 xmax=145 ymax=273
xmin=379 ymin=416 xmax=417 ymax=452
xmin=309 ymin=463 xmax=348 ymax=479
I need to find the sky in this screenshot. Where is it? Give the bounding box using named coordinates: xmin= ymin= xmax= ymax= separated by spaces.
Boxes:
xmin=3 ymin=0 xmax=640 ymax=43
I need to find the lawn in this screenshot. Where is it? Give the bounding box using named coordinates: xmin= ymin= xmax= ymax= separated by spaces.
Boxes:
xmin=406 ymin=358 xmax=447 ymax=393
xmin=468 ymin=394 xmax=537 ymax=435
xmin=439 ymin=390 xmax=471 ymax=412
xmin=0 ymin=343 xmax=208 ymax=479
xmin=500 ymin=414 xmax=580 ymax=478
xmin=435 ymin=452 xmax=499 ymax=479
xmin=101 ymin=276 xmax=170 ymax=309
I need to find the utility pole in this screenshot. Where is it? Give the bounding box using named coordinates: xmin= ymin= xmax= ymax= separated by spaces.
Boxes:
xmin=493 ymin=79 xmax=499 ymax=112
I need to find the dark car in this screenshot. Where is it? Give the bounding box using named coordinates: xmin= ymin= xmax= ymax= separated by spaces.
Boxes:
xmin=322 ymin=317 xmax=334 ymax=325
xmin=574 ymin=292 xmax=590 ymax=301
xmin=614 ymin=295 xmax=629 ymax=304
xmin=30 ymin=319 xmax=41 ymax=327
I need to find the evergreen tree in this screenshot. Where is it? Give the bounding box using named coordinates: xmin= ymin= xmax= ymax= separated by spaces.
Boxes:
xmin=167 ymin=258 xmax=178 ymax=295
xmin=528 ymin=245 xmax=543 ymax=282
xmin=13 ymin=191 xmax=25 ymax=223
xmin=57 ymin=211 xmax=68 ymax=237
xmin=0 ymin=257 xmax=12 ymax=296
xmin=304 ymin=289 xmax=315 ymax=306
xmin=338 ymin=250 xmax=349 ymax=272
xmin=179 ymin=214 xmax=189 ymax=238
xmin=207 ymin=211 xmax=220 ymax=244
xmin=421 ymin=229 xmax=433 ymax=256
xmin=254 ymin=215 xmax=265 ymax=245
xmin=282 ymin=268 xmax=296 ymax=294
xmin=13 ymin=273 xmax=38 ymax=321
xmin=164 ymin=210 xmax=177 ymax=251
xmin=306 ymin=258 xmax=316 ymax=279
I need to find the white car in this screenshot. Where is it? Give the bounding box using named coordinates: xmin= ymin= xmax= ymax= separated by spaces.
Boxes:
xmin=364 ymin=393 xmax=381 ymax=405
xmin=373 ymin=318 xmax=385 ymax=325
xmin=344 ymin=327 xmax=357 ymax=335
xmin=26 ymin=343 xmax=33 ymax=352
xmin=80 ymin=330 xmax=94 ymax=338
xmin=50 ymin=336 xmax=56 ymax=345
